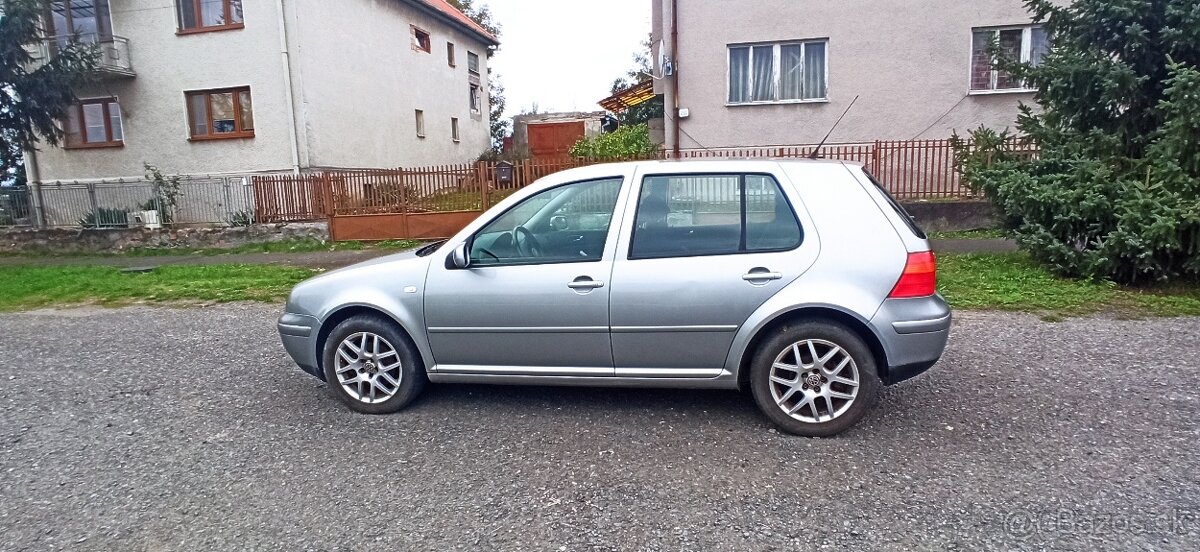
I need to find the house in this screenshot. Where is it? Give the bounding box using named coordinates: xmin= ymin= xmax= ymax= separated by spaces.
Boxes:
xmin=510 ymin=111 xmax=609 ymax=158
xmin=26 ymin=0 xmax=499 ymax=183
xmin=650 ymin=0 xmax=1057 ymax=152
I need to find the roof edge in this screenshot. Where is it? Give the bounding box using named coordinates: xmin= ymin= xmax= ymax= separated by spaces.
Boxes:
xmin=398 ymin=0 xmax=500 ymax=47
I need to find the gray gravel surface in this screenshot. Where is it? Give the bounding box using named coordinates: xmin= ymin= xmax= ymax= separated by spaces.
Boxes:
xmin=1 ymin=305 xmax=1197 ymax=551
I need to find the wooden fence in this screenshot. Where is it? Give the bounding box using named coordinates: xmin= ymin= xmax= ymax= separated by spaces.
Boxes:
xmin=250 ymin=138 xmax=1021 ymax=239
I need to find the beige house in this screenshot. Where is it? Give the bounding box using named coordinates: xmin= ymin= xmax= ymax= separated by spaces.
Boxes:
xmin=28 ymin=0 xmax=498 ymax=182
xmin=650 ymin=0 xmax=1055 ymax=152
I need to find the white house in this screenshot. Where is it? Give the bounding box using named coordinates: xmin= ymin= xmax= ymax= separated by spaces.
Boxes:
xmin=27 ymin=0 xmax=499 ymax=182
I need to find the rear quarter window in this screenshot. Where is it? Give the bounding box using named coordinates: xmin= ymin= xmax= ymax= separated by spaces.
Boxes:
xmin=863 ymin=171 xmax=927 ymax=240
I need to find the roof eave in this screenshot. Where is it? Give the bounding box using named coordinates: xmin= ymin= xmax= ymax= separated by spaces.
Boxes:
xmin=397 ymin=0 xmax=500 ymax=47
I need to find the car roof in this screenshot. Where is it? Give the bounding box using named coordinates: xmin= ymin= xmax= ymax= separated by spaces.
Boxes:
xmin=544 ymin=158 xmax=864 ymax=182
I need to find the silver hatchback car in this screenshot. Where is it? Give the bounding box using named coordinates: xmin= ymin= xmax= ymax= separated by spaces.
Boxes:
xmin=279 ymin=160 xmax=950 ymax=436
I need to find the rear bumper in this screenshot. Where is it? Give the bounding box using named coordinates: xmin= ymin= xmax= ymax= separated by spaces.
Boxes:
xmin=869 ymin=295 xmax=951 ymax=385
xmin=278 ymin=312 xmax=323 ymax=380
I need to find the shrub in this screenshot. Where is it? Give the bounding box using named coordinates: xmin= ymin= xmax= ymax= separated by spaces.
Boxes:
xmin=569 ymin=123 xmax=657 ymax=159
xmin=79 ymin=207 xmax=130 ymax=228
xmin=954 ymin=0 xmax=1200 ymax=284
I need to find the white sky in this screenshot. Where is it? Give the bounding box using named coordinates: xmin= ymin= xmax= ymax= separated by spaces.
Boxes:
xmin=485 ymin=0 xmax=652 ymax=121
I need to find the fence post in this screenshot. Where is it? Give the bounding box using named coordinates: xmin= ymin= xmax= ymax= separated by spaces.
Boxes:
xmin=478 ymin=161 xmax=489 ymax=209
xmin=244 ymin=177 xmax=256 ymax=224
xmin=221 ymin=178 xmax=234 ymax=225
xmin=319 ymin=172 xmax=334 ymax=220
xmin=85 ymin=182 xmax=99 ymax=228
xmin=870 ymin=140 xmax=881 ymax=176
xmin=397 ymin=168 xmax=408 ymax=215
xmin=31 ymin=181 xmax=47 ymax=228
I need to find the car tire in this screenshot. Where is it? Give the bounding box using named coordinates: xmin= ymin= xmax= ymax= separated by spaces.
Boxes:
xmin=750 ymin=320 xmax=881 ymax=437
xmin=321 ymin=315 xmax=426 ymax=415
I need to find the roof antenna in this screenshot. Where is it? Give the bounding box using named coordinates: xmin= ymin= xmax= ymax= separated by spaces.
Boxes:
xmin=809 ymin=94 xmax=859 ymax=159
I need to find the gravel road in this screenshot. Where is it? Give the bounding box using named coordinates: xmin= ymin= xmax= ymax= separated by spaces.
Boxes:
xmin=1 ymin=305 xmax=1197 ymax=551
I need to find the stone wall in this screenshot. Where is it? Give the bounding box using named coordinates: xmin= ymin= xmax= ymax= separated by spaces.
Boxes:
xmin=0 ymin=222 xmax=329 ymax=254
xmin=901 ymin=200 xmax=997 ymax=233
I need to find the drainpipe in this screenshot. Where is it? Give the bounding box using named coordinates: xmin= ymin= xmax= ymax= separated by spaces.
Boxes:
xmin=275 ymin=0 xmax=302 ymax=174
xmin=670 ymin=0 xmax=680 ymax=158
xmin=22 ymin=147 xmax=46 ymax=228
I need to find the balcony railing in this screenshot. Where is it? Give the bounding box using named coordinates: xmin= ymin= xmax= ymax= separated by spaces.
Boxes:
xmin=29 ymin=34 xmax=135 ymax=78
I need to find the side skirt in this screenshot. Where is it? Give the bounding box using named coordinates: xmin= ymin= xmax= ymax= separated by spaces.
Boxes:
xmin=427 ymin=370 xmax=739 ymax=390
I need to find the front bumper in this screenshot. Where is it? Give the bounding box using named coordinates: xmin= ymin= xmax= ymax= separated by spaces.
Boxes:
xmin=869 ymin=295 xmax=952 ymax=385
xmin=278 ymin=312 xmax=323 ymax=380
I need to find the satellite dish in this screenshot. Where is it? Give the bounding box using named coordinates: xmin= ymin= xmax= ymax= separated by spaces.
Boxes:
xmin=657 ymin=39 xmax=674 ymax=77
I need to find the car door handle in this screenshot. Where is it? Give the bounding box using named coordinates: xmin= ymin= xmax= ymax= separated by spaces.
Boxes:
xmin=742 ymin=270 xmax=783 ymax=281
xmin=567 ymin=278 xmax=605 ymax=290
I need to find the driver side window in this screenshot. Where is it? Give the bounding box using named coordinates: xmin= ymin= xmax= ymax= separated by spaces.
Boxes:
xmin=469 ymin=177 xmax=623 ymax=266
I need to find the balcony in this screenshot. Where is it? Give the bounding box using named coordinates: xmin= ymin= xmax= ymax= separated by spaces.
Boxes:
xmin=29 ymin=34 xmax=135 ymax=78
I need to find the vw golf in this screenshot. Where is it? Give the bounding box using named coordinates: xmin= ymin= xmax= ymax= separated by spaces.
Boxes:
xmin=278 ymin=160 xmax=950 ymax=436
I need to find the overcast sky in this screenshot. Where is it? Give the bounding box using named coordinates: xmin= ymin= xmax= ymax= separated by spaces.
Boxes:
xmin=485 ymin=0 xmax=652 ymax=121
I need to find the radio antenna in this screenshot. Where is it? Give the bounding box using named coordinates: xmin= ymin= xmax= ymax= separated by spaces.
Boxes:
xmin=809 ymin=94 xmax=860 ymax=159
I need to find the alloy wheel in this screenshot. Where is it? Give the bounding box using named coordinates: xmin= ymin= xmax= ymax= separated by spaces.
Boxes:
xmin=334 ymin=332 xmax=404 ymax=404
xmin=768 ymin=339 xmax=860 ymax=423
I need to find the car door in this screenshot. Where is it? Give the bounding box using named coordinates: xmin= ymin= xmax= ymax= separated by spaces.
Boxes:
xmin=607 ymin=169 xmax=817 ymax=376
xmin=424 ymin=176 xmax=629 ymax=375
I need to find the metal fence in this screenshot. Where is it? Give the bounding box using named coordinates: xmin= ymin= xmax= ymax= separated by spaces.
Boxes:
xmin=31 ymin=175 xmax=258 ymax=229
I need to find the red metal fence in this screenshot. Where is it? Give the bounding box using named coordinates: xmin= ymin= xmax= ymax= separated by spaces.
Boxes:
xmin=252 ymin=138 xmax=1008 ymax=239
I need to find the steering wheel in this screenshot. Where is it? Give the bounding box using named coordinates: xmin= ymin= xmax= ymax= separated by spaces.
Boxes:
xmin=512 ymin=226 xmax=543 ymax=258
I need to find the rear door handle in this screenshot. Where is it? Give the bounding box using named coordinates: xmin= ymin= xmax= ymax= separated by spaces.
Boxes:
xmin=567 ymin=277 xmax=605 ymax=290
xmin=742 ymin=270 xmax=783 ymax=282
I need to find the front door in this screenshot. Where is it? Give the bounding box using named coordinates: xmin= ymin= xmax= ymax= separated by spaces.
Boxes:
xmin=424 ymin=176 xmax=627 ymax=375
xmin=608 ymin=172 xmax=815 ymax=376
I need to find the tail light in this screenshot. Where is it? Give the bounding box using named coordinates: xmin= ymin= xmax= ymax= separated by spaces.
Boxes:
xmin=889 ymin=251 xmax=937 ymax=298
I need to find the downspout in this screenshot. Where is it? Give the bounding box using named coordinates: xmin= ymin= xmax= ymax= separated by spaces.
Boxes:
xmin=275 ymin=0 xmax=301 ymax=174
xmin=22 ymin=147 xmax=46 ymax=228
xmin=670 ymin=0 xmax=680 ymax=158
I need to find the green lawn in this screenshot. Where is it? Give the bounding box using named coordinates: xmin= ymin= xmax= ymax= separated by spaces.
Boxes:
xmin=0 ymin=252 xmax=1197 ymax=317
xmin=0 ymin=264 xmax=317 ymax=311
xmin=0 ymin=238 xmax=421 ymax=258
xmin=938 ymin=252 xmax=1200 ymax=318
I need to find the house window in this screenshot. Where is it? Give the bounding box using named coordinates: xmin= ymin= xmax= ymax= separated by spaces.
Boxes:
xmin=447 ymin=42 xmax=456 ymax=66
xmin=467 ymin=52 xmax=480 ymax=75
xmin=451 ymin=117 xmax=460 ymax=142
xmin=47 ymin=0 xmax=114 ymax=45
xmin=412 ymin=26 xmax=431 ymax=52
xmin=469 ymin=84 xmax=482 ymax=114
xmin=728 ymin=40 xmax=827 ymax=104
xmin=65 ymin=98 xmax=123 ymax=148
xmin=415 ymin=109 xmax=425 ymax=138
xmin=970 ymin=25 xmax=1049 ymax=92
xmin=186 ymin=87 xmax=254 ymax=140
xmin=177 ymin=0 xmax=244 ymax=33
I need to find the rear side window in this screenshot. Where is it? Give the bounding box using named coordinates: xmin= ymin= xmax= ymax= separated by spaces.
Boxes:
xmin=864 ymin=171 xmax=927 ymax=239
xmin=630 ymin=173 xmax=802 ymax=259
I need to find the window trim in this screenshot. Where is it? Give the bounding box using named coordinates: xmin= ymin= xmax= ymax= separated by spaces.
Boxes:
xmin=415 ymin=109 xmax=426 ymax=138
xmin=469 ymin=84 xmax=482 ymax=115
xmin=467 ymin=177 xmax=626 ymax=269
xmin=627 ymin=172 xmax=804 ymax=261
xmin=450 ymin=117 xmax=460 ymax=142
xmin=411 ymin=25 xmax=431 ymax=53
xmin=968 ymin=24 xmax=1043 ymax=94
xmin=64 ymin=97 xmax=124 ymax=150
xmin=467 ymin=51 xmax=480 ymax=76
xmin=447 ymin=41 xmax=456 ymax=67
xmin=725 ymin=39 xmax=830 ymax=106
xmin=175 ymin=0 xmax=244 ymax=35
xmin=185 ymin=86 xmax=254 ymax=141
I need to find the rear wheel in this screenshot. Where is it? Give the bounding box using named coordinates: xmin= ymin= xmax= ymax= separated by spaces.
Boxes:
xmin=750 ymin=321 xmax=880 ymax=437
xmin=321 ymin=315 xmax=425 ymax=414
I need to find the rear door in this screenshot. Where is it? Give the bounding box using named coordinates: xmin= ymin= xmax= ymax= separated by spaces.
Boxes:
xmin=607 ymin=168 xmax=818 ymax=376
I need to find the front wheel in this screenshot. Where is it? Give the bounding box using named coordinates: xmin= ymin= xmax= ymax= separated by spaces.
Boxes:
xmin=321 ymin=315 xmax=426 ymax=414
xmin=750 ymin=321 xmax=881 ymax=437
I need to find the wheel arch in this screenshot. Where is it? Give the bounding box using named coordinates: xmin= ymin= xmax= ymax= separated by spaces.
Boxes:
xmin=314 ymin=304 xmax=424 ymax=378
xmin=734 ymin=306 xmax=890 ymax=390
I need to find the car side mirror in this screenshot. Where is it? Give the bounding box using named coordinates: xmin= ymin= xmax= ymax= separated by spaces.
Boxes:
xmin=446 ymin=242 xmax=470 ymax=269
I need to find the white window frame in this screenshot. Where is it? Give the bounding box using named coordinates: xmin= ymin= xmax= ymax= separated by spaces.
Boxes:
xmin=469 ymin=83 xmax=482 ymax=115
xmin=726 ymin=39 xmax=829 ymax=106
xmin=451 ymin=117 xmax=460 ymax=142
xmin=415 ymin=109 xmax=425 ymax=138
xmin=968 ymin=25 xmax=1043 ymax=95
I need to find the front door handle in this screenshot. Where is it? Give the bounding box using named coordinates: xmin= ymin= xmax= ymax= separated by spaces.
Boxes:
xmin=567 ymin=277 xmax=605 ymax=290
xmin=742 ymin=269 xmax=783 ymax=282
